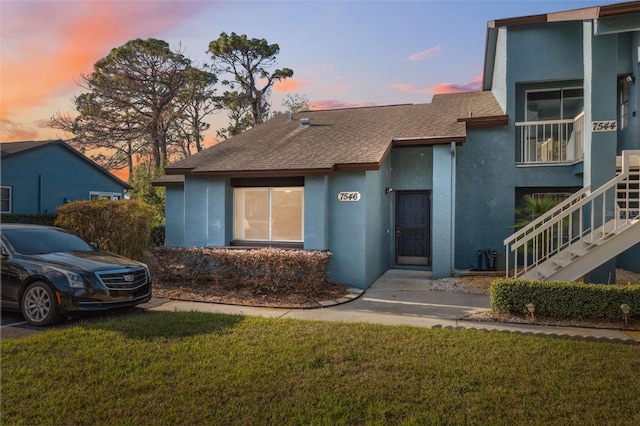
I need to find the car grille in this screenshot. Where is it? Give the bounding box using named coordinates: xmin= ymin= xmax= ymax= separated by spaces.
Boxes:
xmin=95 ymin=268 xmax=149 ymax=290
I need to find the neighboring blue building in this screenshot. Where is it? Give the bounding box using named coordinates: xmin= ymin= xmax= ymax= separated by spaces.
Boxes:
xmin=156 ymin=2 xmax=640 ymax=289
xmin=0 ymin=140 xmax=131 ymax=214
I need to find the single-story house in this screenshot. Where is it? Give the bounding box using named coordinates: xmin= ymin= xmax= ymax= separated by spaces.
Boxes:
xmin=0 ymin=140 xmax=131 ymax=214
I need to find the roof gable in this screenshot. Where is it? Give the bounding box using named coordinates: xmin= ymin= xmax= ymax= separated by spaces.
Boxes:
xmin=0 ymin=140 xmax=132 ymax=189
xmin=483 ymin=1 xmax=640 ymax=90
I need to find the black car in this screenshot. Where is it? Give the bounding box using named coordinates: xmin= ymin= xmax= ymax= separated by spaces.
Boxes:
xmin=1 ymin=224 xmax=152 ymax=326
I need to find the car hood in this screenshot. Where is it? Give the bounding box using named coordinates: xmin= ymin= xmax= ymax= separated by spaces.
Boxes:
xmin=26 ymin=251 xmax=146 ymax=273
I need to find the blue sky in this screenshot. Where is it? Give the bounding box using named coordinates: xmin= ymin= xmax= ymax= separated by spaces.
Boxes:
xmin=0 ymin=0 xmax=623 ymax=147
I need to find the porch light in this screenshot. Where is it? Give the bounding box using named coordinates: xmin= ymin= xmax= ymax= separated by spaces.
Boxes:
xmin=620 ymin=304 xmax=631 ymax=327
xmin=385 ymin=187 xmax=393 ymax=194
xmin=526 ymin=303 xmax=535 ymax=320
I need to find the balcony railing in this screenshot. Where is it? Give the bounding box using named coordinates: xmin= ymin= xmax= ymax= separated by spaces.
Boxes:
xmin=516 ymin=112 xmax=584 ymax=164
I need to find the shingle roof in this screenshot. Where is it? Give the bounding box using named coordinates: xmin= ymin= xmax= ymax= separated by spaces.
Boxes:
xmin=0 ymin=139 xmax=132 ymax=189
xmin=164 ymin=91 xmax=505 ymax=178
xmin=0 ymin=140 xmax=55 ymax=156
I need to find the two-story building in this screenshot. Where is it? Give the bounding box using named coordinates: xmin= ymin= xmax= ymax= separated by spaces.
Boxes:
xmin=155 ymin=2 xmax=639 ymax=289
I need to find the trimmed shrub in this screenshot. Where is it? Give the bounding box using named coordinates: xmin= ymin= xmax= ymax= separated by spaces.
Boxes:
xmin=490 ymin=278 xmax=640 ymax=320
xmin=147 ymin=247 xmax=332 ymax=292
xmin=1 ymin=213 xmax=57 ymax=226
xmin=55 ymin=199 xmax=155 ymax=261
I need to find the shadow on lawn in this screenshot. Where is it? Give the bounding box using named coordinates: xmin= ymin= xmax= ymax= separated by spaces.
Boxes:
xmin=81 ymin=310 xmax=246 ymax=340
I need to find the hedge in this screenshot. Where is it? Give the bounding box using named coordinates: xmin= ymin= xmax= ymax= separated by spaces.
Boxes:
xmin=490 ymin=279 xmax=640 ymax=320
xmin=147 ymin=247 xmax=332 ymax=293
xmin=55 ymin=199 xmax=154 ymax=261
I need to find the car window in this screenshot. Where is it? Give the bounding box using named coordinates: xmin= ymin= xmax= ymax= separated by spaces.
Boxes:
xmin=2 ymin=229 xmax=95 ymax=255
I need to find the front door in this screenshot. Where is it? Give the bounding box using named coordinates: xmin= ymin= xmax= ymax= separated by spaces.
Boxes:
xmin=396 ymin=191 xmax=430 ymax=266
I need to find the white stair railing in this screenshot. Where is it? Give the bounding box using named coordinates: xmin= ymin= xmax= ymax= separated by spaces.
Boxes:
xmin=504 ymin=150 xmax=640 ymax=280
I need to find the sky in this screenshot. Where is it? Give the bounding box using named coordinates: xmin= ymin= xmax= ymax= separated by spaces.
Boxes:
xmin=0 ymin=0 xmax=624 ymax=150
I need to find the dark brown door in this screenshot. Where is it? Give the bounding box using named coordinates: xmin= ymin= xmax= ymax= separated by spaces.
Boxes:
xmin=396 ymin=191 xmax=430 ymax=266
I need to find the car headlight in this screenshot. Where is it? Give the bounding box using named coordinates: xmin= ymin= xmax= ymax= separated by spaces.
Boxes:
xmin=49 ymin=267 xmax=86 ymax=288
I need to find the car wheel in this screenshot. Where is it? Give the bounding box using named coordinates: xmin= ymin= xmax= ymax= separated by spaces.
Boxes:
xmin=21 ymin=282 xmax=62 ymax=326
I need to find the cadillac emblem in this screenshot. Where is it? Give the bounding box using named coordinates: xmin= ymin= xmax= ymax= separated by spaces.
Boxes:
xmin=123 ymin=274 xmax=135 ymax=282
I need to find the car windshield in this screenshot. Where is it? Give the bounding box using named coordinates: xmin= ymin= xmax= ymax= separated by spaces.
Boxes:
xmin=2 ymin=228 xmax=95 ymax=255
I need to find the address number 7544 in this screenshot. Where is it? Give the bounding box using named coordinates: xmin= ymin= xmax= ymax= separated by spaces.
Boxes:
xmin=591 ymin=121 xmax=617 ymax=132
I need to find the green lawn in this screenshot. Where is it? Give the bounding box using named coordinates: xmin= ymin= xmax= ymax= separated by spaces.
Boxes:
xmin=2 ymin=311 xmax=639 ymax=425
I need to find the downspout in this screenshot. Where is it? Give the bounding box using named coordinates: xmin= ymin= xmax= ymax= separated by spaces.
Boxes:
xmin=38 ymin=174 xmax=43 ymax=213
xmin=449 ymin=142 xmax=472 ymax=276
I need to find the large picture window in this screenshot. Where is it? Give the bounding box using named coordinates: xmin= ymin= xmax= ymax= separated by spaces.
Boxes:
xmin=1 ymin=186 xmax=11 ymax=213
xmin=234 ymin=187 xmax=304 ymax=242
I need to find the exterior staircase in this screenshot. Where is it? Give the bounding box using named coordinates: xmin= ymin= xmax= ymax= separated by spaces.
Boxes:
xmin=504 ymin=150 xmax=640 ymax=282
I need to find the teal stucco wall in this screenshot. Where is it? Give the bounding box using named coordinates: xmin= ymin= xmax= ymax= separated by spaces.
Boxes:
xmin=164 ymin=186 xmax=184 ymax=247
xmin=182 ymin=176 xmax=232 ymax=247
xmin=326 ymin=171 xmax=367 ymax=287
xmin=455 ymin=127 xmax=515 ymax=271
xmin=432 ymin=145 xmax=453 ymax=279
xmin=1 ymin=144 xmax=128 ymax=214
xmin=364 ymin=164 xmax=391 ymax=286
xmin=304 ymin=175 xmax=329 ymax=250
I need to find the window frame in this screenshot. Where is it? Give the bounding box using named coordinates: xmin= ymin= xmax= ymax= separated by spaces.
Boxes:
xmin=1 ymin=186 xmax=12 ymax=213
xmin=89 ymin=191 xmax=122 ymax=201
xmin=619 ymin=75 xmax=631 ymax=130
xmin=525 ymin=86 xmax=584 ymax=122
xmin=232 ymin=185 xmax=304 ymax=246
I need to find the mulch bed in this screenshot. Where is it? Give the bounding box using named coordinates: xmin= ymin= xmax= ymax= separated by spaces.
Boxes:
xmin=153 ymin=278 xmax=352 ymax=308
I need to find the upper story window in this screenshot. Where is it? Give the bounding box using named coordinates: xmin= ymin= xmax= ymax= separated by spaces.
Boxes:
xmin=1 ymin=186 xmax=12 ymax=213
xmin=526 ymin=87 xmax=583 ymax=121
xmin=233 ymin=187 xmax=304 ymax=242
xmin=619 ymin=75 xmax=631 ymax=130
xmin=517 ymin=87 xmax=585 ymax=164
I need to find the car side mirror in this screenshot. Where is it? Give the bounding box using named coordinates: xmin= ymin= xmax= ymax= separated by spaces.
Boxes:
xmin=1 ymin=245 xmax=9 ymax=258
xmin=90 ymin=242 xmax=99 ymax=249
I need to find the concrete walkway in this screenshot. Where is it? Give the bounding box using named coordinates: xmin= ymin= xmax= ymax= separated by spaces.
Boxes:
xmin=149 ymin=269 xmax=639 ymax=344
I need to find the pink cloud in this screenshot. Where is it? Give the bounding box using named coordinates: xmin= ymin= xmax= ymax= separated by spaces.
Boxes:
xmin=273 ymin=78 xmax=306 ymax=93
xmin=433 ymin=74 xmax=483 ymax=94
xmin=0 ymin=119 xmax=38 ymax=142
xmin=391 ymin=83 xmax=431 ymax=95
xmin=308 ymin=100 xmax=377 ymax=111
xmin=0 ymin=0 xmax=210 ymax=127
xmin=408 ymin=45 xmax=441 ymax=61
xmin=392 ymin=74 xmax=483 ymax=97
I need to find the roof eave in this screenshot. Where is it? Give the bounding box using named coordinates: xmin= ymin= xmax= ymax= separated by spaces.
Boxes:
xmin=457 ymin=114 xmax=509 ymax=128
xmin=190 ymin=168 xmax=333 ymax=178
xmin=392 ymin=136 xmax=466 ymax=147
xmin=165 ymin=167 xmax=196 ymax=175
xmin=152 ymin=180 xmax=185 ymax=187
xmin=170 ymin=159 xmax=388 ymax=179
xmin=488 ymin=2 xmax=640 ymax=29
xmin=596 ymin=1 xmax=640 ymax=18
